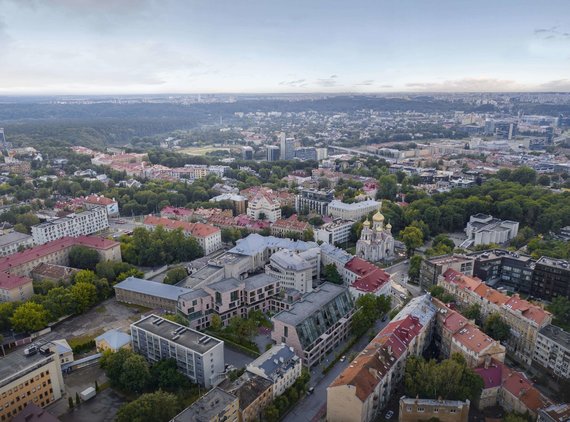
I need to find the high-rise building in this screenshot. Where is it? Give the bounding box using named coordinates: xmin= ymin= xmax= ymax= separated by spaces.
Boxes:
xmin=295 ymin=188 xmax=334 ymax=215
xmin=31 ymin=207 xmax=109 ymax=245
xmin=266 ymin=145 xmax=280 ymax=161
xmin=294 ymin=147 xmax=317 ymax=161
xmin=0 ymin=128 xmax=6 ymax=146
xmin=242 ymin=146 xmax=254 ymax=160
xmin=279 ymin=132 xmax=295 ymax=160
xmin=530 ymin=257 xmax=570 ymax=301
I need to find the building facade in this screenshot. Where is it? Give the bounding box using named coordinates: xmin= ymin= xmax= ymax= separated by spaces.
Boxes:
xmin=327 ymin=199 xmax=379 ymax=221
xmin=82 ymin=194 xmax=119 ymax=217
xmin=294 ymin=189 xmax=334 ymax=215
xmin=463 ymin=214 xmax=519 ymax=247
xmin=264 ymin=249 xmax=314 ymax=294
xmin=246 ymin=344 xmax=302 ymax=397
xmin=399 ymin=397 xmax=470 ymax=422
xmin=31 ymin=207 xmax=109 ymax=245
xmin=171 ymin=387 xmax=239 ymax=422
xmin=355 ymin=209 xmax=394 ymax=262
xmin=530 ymin=256 xmax=570 ymax=301
xmin=314 ymin=219 xmax=352 ymax=246
xmin=0 ymin=232 xmax=34 ymax=257
xmin=246 ymin=193 xmax=281 ymax=223
xmin=266 ymin=145 xmax=280 ymax=162
xmin=533 ymin=324 xmax=570 ymax=379
xmin=419 ymin=254 xmax=474 ymax=291
xmin=270 ymin=215 xmax=309 ymax=238
xmin=114 ymin=277 xmax=192 ymax=312
xmin=131 ymin=314 xmax=225 ymax=388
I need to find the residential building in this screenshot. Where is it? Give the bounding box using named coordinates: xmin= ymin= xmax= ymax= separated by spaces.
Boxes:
xmin=327 ymin=295 xmax=436 ymax=422
xmin=270 ymin=215 xmax=309 ymax=238
xmin=264 ymin=249 xmax=315 ymax=293
xmin=419 ymin=254 xmax=474 ymax=291
xmin=114 ymin=277 xmax=192 ymax=312
xmin=530 ymin=256 xmax=570 ymax=301
xmin=294 ymin=188 xmax=334 ymax=215
xmin=131 ymin=314 xmax=225 ymax=388
xmin=95 ymin=329 xmax=131 ymax=353
xmin=171 ymin=387 xmax=239 ymax=422
xmin=474 ymin=360 xmax=551 ymax=419
xmin=0 ymin=232 xmax=34 ymax=257
xmin=228 ymin=373 xmax=273 ymax=422
xmin=246 ymin=192 xmax=281 ymax=223
xmin=266 ymin=145 xmax=280 ymax=162
xmin=327 ymin=199 xmax=379 ymax=221
xmin=12 ymin=404 xmax=60 ymax=422
xmin=533 ymin=324 xmax=570 ymax=379
xmin=0 ymin=273 xmax=34 ymax=303
xmin=314 ymin=219 xmax=352 ymax=245
xmin=439 ymin=269 xmax=551 ymax=365
xmin=294 ymin=147 xmax=317 ymax=161
xmin=399 ymin=397 xmax=470 ymax=422
xmin=177 ymin=273 xmax=280 ymax=330
xmin=272 ymin=283 xmax=354 ymax=369
xmin=0 ymin=236 xmax=120 ymax=279
xmin=82 ymin=194 xmax=119 ymax=217
xmin=463 ymin=214 xmax=519 ymax=247
xmin=246 ymin=344 xmax=302 ymax=397
xmin=31 ymin=207 xmax=109 ymax=245
xmin=320 ymin=242 xmax=353 ymax=274
xmin=0 ymin=346 xmax=65 ymax=421
xmin=344 ymin=257 xmax=391 ymax=299
xmin=538 ymin=403 xmax=570 ymax=422
xmin=355 ymin=210 xmax=394 ymax=262
xmin=469 ymin=249 xmax=535 ymax=294
xmin=143 ymin=216 xmax=222 ymax=255
xmin=210 ymin=194 xmax=248 ymax=215
xmin=242 ymin=146 xmax=254 ymax=160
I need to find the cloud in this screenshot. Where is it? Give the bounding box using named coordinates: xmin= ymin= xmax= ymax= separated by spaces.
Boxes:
xmin=533 ymin=25 xmax=570 ymax=40
xmin=330 ymin=74 xmax=338 ymax=78
xmin=356 ymin=79 xmax=375 ymax=86
xmin=405 ymin=78 xmax=524 ymax=92
xmin=278 ymin=79 xmax=307 ymax=87
xmin=315 ymin=76 xmax=339 ymax=87
xmin=380 ymin=84 xmax=393 ymax=88
xmin=538 ymin=79 xmax=570 ymax=91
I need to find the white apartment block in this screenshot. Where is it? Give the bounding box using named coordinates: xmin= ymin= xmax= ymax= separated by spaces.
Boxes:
xmin=328 ymin=200 xmax=379 ymax=221
xmin=246 ymin=345 xmax=302 ymax=398
xmin=0 ymin=232 xmax=34 ymax=257
xmin=265 ymin=249 xmax=314 ymax=293
xmin=31 ymin=207 xmax=109 ymax=245
xmin=247 ymin=194 xmax=282 ymax=223
xmin=131 ymin=314 xmax=225 ymax=388
xmin=314 ymin=219 xmax=353 ymax=245
xmin=533 ymin=325 xmax=570 ymax=379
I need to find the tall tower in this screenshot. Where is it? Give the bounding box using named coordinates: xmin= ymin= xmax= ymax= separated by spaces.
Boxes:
xmin=278 ymin=132 xmax=287 ymax=159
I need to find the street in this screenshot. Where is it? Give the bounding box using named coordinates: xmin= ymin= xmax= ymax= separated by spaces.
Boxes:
xmin=384 ymin=259 xmax=422 ymax=297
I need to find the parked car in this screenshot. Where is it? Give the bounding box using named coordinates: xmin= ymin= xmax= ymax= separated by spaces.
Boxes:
xmin=307 ymin=387 xmax=315 ymax=395
xmin=340 ymin=355 xmax=346 ymax=362
xmin=385 ymin=410 xmax=394 ymax=420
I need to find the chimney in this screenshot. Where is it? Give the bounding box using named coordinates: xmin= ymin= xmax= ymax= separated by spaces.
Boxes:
xmin=484 ymin=356 xmax=490 ymax=369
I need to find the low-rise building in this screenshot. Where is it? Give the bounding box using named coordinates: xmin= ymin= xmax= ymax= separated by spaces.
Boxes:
xmin=228 ymin=373 xmax=273 ymax=422
xmin=531 ymin=256 xmax=570 ymax=301
xmin=171 ymin=387 xmax=239 ymax=422
xmin=82 ymin=194 xmax=119 ymax=217
xmin=314 ymin=219 xmax=353 ymax=245
xmin=272 ymin=283 xmax=354 ymax=369
xmin=344 ymin=257 xmax=391 ymax=299
xmin=0 ymin=346 xmax=65 ymax=421
xmin=30 ymin=263 xmax=78 ymax=284
xmin=0 ymin=232 xmax=33 ymax=257
xmin=114 ymin=277 xmax=192 ymax=312
xmin=131 ymin=314 xmax=225 ymax=388
xmin=0 ymin=273 xmax=34 ymax=303
xmin=463 ymin=213 xmax=519 ymax=247
xmin=31 ymin=207 xmax=109 ymax=245
xmin=264 ymin=249 xmax=315 ymax=294
xmin=419 ymin=254 xmax=474 ymax=291
xmin=270 ymin=215 xmax=309 ymax=238
xmin=95 ymin=329 xmax=132 ymax=353
xmin=327 ymin=199 xmax=379 ymax=221
xmin=246 ymin=344 xmax=302 ymax=397
xmin=320 ymin=242 xmax=353 ymax=275
xmin=469 ymin=249 xmax=535 ymax=294
xmin=209 ymin=194 xmax=248 ymax=215
xmin=533 ymin=324 xmax=570 ymax=379
xmin=399 ymin=397 xmax=470 ymax=422
xmin=246 ymin=193 xmax=281 ymax=223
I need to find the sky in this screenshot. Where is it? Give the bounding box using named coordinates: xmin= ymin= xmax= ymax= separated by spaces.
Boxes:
xmin=0 ymin=0 xmax=569 ymax=94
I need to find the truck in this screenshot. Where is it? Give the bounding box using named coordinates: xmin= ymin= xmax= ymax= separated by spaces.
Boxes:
xmin=80 ymin=387 xmax=96 ymax=401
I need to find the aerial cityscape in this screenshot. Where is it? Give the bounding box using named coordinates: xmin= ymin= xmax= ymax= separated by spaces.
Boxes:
xmin=1 ymin=1 xmax=570 ymax=422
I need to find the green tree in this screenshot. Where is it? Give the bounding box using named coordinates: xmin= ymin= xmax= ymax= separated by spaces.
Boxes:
xmin=74 ymin=269 xmax=97 ymax=284
xmin=400 ymin=226 xmax=424 ymax=256
xmin=484 ymin=313 xmax=510 ymax=341
xmin=163 ymin=267 xmax=188 ymax=285
xmin=70 ymin=282 xmax=98 ymax=313
xmin=303 ymin=227 xmax=314 ymax=242
xmin=0 ymin=302 xmax=18 ymax=332
xmin=116 ymin=268 xmax=145 ymax=283
xmin=120 ymin=354 xmax=151 ymax=393
xmin=265 ymin=405 xmax=280 ymax=420
xmin=211 ymin=314 xmax=222 ymax=331
xmin=11 ymin=302 xmax=48 ymax=333
xmin=116 ymin=391 xmax=181 ymax=422
xmin=150 ymin=359 xmax=191 ymax=392
xmin=408 ymin=255 xmax=422 ymax=282
xmin=323 ymin=264 xmax=343 ymax=285
xmin=463 ymin=303 xmax=482 ymax=322
xmin=68 ymin=246 xmax=101 ymax=270
xmin=377 ymin=175 xmax=398 ymax=200
xmin=547 ymin=296 xmax=570 ymax=330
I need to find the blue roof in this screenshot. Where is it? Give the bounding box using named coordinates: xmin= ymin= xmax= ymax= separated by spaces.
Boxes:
xmin=114 ymin=276 xmax=192 ymax=301
xmin=95 ymin=329 xmax=131 ymax=350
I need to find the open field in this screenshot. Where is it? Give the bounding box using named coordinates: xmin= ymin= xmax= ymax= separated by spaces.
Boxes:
xmin=178 ymin=146 xmax=232 ymax=155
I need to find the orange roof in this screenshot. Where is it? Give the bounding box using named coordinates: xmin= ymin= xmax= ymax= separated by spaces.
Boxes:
xmin=351 ymin=268 xmax=390 ymax=293
xmin=452 ymin=323 xmax=497 ymax=353
xmin=443 ymin=311 xmax=469 ymax=332
xmin=83 ymin=195 xmax=116 ymax=206
xmin=0 ymin=273 xmax=32 ymax=290
xmin=144 ymin=216 xmax=220 ymax=238
xmin=442 ymin=268 xmax=482 ymax=291
xmin=500 ymin=365 xmax=551 ymax=412
xmin=474 ymin=284 xmax=509 ymax=306
xmin=505 ymin=295 xmax=550 ymax=325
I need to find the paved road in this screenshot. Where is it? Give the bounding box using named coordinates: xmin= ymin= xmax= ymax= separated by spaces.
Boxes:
xmin=284 ymin=318 xmax=391 ymax=422
xmin=384 ymin=259 xmax=422 ymax=297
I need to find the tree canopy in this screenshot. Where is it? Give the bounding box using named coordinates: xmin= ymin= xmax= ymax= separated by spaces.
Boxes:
xmin=68 ymin=246 xmax=101 ymax=270
xmin=115 ymin=391 xmax=181 ymax=422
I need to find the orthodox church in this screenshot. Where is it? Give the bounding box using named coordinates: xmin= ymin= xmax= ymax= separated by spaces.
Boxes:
xmin=356 ymin=205 xmax=394 ymax=262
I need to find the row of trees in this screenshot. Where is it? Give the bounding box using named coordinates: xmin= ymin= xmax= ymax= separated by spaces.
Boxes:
xmin=121 ymin=226 xmax=203 ymax=267
xmin=263 ymin=369 xmax=311 ymax=420
xmin=352 ymin=294 xmax=392 ymax=336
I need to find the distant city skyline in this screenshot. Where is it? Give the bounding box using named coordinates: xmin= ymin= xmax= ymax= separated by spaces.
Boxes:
xmin=0 ymin=0 xmax=569 ymax=94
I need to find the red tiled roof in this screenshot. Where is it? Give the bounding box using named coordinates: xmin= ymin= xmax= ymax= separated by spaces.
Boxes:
xmin=452 ymin=322 xmax=497 ymax=353
xmin=473 ymin=364 xmax=503 ymax=389
xmin=505 ymin=295 xmax=549 ymax=325
xmin=345 ymin=257 xmax=379 ymax=277
xmin=160 ymin=206 xmax=194 ymax=217
xmin=0 ymin=272 xmax=32 ymax=290
xmin=351 ymin=268 xmax=390 ymax=293
xmin=0 ymin=236 xmax=118 ymax=273
xmin=144 ymin=216 xmax=220 ymax=238
xmin=442 ymin=268 xmax=483 ymax=291
xmin=83 ymin=195 xmax=115 ymax=206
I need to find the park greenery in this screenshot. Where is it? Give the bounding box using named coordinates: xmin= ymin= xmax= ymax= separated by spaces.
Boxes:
xmin=208 ymin=309 xmax=272 ymax=355
xmin=68 ymin=246 xmax=101 ymax=270
xmin=547 ymin=296 xmax=570 ymax=331
xmin=483 ymin=313 xmax=511 ymax=342
xmin=405 ymin=353 xmax=484 ymax=404
xmin=164 ymin=267 xmax=188 ymax=285
xmin=352 ymin=294 xmax=392 ymax=336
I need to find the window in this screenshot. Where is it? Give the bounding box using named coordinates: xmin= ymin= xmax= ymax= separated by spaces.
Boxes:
xmin=284 ymin=326 xmax=288 ymax=337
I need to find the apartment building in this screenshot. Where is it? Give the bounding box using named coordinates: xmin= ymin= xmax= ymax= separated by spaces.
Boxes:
xmin=538 ymin=404 xmax=570 ymax=422
xmin=31 ymin=207 xmax=109 ymax=245
xmin=209 ymin=193 xmax=248 ymax=215
xmin=0 ymin=273 xmax=34 ymax=303
xmin=144 ymin=216 xmax=222 ymax=255
xmin=327 ymin=295 xmax=436 ymax=422
xmin=246 ymin=344 xmax=302 ymax=397
xmin=0 ymin=236 xmax=121 ymax=279
xmin=344 ymin=257 xmax=391 ymax=299
xmin=327 ymin=199 xmax=379 ymax=221
xmin=131 ymin=314 xmax=225 ymax=388
xmin=419 ymin=254 xmax=474 ymax=290
xmin=530 ymin=256 xmax=570 ymax=301
xmin=177 ymin=274 xmax=280 ymax=330
xmin=82 ymin=194 xmax=119 ymax=217
xmin=439 ymin=269 xmax=551 ymax=365
xmin=0 ymin=347 xmax=65 ymax=421
xmin=320 ymin=243 xmax=353 ymax=275
xmin=533 ymin=324 xmax=570 ymax=379
xmin=114 ymin=276 xmax=192 ymax=312
xmin=313 ymin=219 xmax=353 ymax=245
xmin=246 ymin=193 xmax=281 ymax=223
xmin=229 ymin=373 xmax=273 ymax=422
xmin=463 ymin=214 xmax=519 ymax=247
xmin=399 ymin=397 xmax=470 ymax=422
xmin=469 ymin=250 xmax=535 ymax=294
xmin=270 ymin=215 xmax=309 ymax=238
xmin=0 ymin=232 xmax=33 ymax=257
xmin=294 ymin=189 xmax=334 ymax=215
xmin=171 ymin=387 xmax=238 ymax=422
xmin=264 ymin=249 xmax=315 ymax=294
xmin=272 ymin=283 xmax=354 ymax=369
